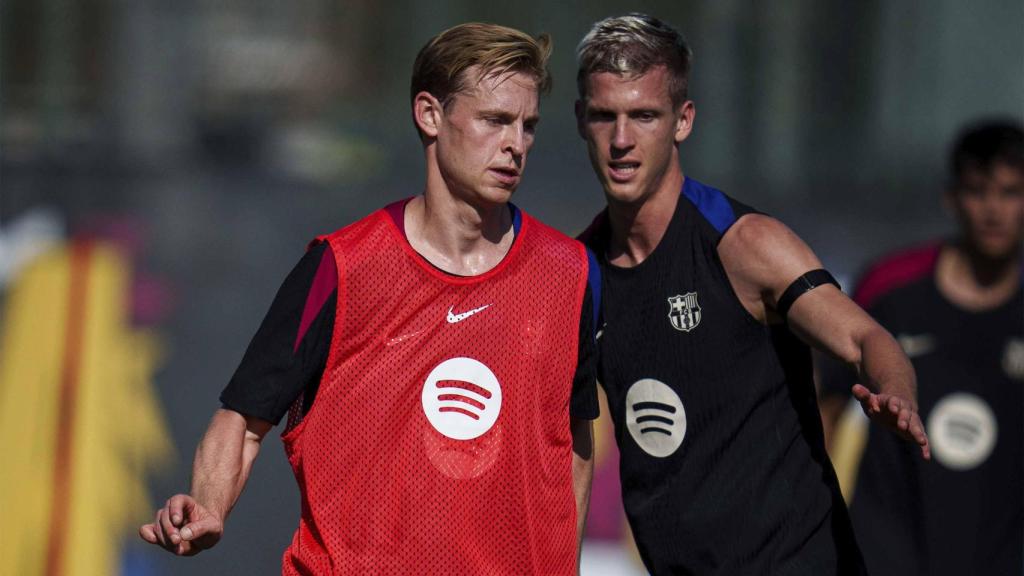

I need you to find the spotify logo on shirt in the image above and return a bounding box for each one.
[625,378,687,457]
[927,392,997,471]
[422,357,502,440]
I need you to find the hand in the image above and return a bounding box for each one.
[852,384,930,460]
[139,494,224,556]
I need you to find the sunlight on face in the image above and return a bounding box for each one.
[435,68,540,207]
[579,66,689,206]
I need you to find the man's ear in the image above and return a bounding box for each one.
[413,91,443,138]
[674,100,696,145]
[574,100,586,139]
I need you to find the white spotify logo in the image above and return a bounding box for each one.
[421,357,502,440]
[625,379,686,458]
[927,393,997,471]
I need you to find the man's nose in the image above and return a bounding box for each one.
[612,118,634,150]
[504,124,526,157]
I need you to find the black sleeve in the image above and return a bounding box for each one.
[219,243,335,424]
[570,279,600,420]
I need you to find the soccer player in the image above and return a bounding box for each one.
[819,120,1023,575]
[574,13,929,575]
[140,23,599,574]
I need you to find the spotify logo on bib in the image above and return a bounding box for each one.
[625,379,686,458]
[927,393,997,471]
[422,357,502,440]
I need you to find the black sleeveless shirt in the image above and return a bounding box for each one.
[582,178,865,575]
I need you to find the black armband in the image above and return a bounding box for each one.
[777,269,840,319]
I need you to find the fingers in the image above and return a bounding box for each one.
[181,516,218,542]
[142,495,210,555]
[139,523,159,544]
[851,384,871,402]
[159,502,182,545]
[883,399,932,461]
[852,385,880,415]
[168,494,192,528]
[906,413,931,460]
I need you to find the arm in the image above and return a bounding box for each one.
[719,214,929,458]
[139,408,273,555]
[570,416,594,565]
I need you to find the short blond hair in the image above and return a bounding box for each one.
[577,14,692,107]
[411,22,552,108]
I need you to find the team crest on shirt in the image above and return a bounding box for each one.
[667,293,701,332]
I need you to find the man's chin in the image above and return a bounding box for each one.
[474,187,515,207]
[602,183,644,206]
[971,238,1022,262]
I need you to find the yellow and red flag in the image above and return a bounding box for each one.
[0,240,174,576]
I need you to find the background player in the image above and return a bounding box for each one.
[819,119,1023,575]
[575,13,928,575]
[139,22,599,573]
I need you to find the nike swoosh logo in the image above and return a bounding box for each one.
[447,304,491,324]
[897,333,936,359]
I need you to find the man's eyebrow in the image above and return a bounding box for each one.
[477,109,516,119]
[476,109,541,124]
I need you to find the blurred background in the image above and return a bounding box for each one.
[1,0,1021,574]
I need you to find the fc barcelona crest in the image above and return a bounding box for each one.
[668,293,701,332]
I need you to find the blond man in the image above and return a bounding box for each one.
[141,23,598,574]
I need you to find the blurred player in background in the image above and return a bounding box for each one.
[140,22,599,574]
[575,13,929,575]
[819,119,1023,576]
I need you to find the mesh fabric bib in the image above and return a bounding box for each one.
[281,206,587,575]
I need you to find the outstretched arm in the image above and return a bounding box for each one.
[139,408,273,555]
[719,214,929,459]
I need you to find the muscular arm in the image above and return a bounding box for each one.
[570,416,594,563]
[719,214,929,458]
[191,409,272,521]
[140,408,273,555]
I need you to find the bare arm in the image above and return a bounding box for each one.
[570,416,594,563]
[719,214,929,458]
[140,408,273,555]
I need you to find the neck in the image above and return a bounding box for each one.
[935,242,1020,311]
[605,168,685,267]
[405,166,514,276]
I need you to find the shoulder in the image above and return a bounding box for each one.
[678,177,760,237]
[317,206,397,254]
[718,213,824,304]
[720,213,807,263]
[852,242,942,308]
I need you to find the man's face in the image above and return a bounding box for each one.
[576,66,692,206]
[950,162,1024,260]
[434,68,540,206]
